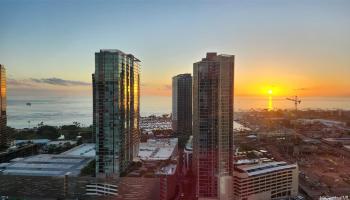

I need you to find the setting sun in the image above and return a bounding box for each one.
[256,85,282,97]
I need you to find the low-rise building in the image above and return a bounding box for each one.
[88,138,179,200]
[130,138,179,200]
[0,143,96,199]
[233,161,299,200]
[0,153,93,177]
[0,143,39,163]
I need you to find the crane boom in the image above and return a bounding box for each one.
[286,96,301,111]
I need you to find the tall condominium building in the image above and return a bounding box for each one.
[233,162,299,200]
[93,49,140,178]
[172,73,192,135]
[0,65,7,148]
[193,53,235,199]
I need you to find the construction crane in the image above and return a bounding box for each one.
[286,96,301,111]
[286,96,302,157]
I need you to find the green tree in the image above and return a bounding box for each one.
[60,124,80,140]
[37,125,59,140]
[80,160,96,176]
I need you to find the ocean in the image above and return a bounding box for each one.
[7,95,350,129]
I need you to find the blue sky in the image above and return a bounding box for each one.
[1,0,349,97]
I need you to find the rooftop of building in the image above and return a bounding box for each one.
[235,161,298,177]
[97,49,140,62]
[47,140,77,146]
[235,158,273,165]
[60,143,95,157]
[0,154,93,177]
[126,138,179,177]
[173,73,192,79]
[0,143,95,177]
[199,52,235,62]
[233,121,251,132]
[14,139,50,145]
[1,143,37,155]
[294,118,346,126]
[138,138,178,161]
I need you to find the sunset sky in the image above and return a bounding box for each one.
[0,0,349,98]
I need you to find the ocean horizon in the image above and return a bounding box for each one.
[7,95,350,129]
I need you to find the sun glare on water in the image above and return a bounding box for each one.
[267,88,273,111]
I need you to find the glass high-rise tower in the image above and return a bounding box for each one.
[172,73,192,135]
[0,65,7,148]
[193,53,234,199]
[93,49,140,178]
